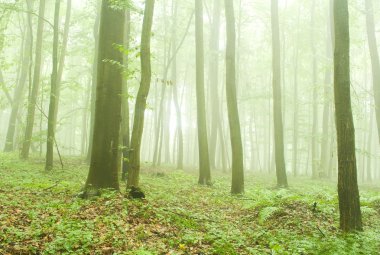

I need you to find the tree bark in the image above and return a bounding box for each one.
[84,0,125,190]
[333,0,362,232]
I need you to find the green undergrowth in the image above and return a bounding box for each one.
[0,153,379,254]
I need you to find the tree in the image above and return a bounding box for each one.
[365,0,380,144]
[21,0,46,159]
[127,0,155,188]
[333,0,362,232]
[84,0,125,191]
[45,0,60,171]
[121,8,131,181]
[224,0,244,194]
[208,0,221,170]
[310,0,318,179]
[271,0,288,187]
[195,0,211,185]
[3,0,33,152]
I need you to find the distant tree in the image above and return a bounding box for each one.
[271,0,288,187]
[21,0,46,159]
[310,0,318,179]
[208,0,221,170]
[195,0,211,185]
[333,0,362,232]
[84,0,125,191]
[127,0,155,188]
[224,0,244,194]
[45,0,61,170]
[365,0,380,144]
[3,0,33,152]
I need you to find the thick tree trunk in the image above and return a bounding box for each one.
[21,0,46,159]
[127,0,155,188]
[271,0,288,187]
[195,0,211,185]
[333,0,362,232]
[224,0,244,194]
[85,0,125,190]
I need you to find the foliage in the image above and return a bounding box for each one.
[0,153,379,254]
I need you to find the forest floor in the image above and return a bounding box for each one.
[0,153,380,255]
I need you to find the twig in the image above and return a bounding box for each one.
[42,181,60,191]
[317,226,326,237]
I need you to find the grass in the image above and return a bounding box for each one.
[0,153,379,254]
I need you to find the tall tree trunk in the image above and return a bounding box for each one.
[320,0,334,177]
[224,0,244,194]
[292,6,300,177]
[195,0,211,185]
[121,9,131,181]
[21,0,46,159]
[127,0,155,188]
[84,0,125,191]
[86,1,101,162]
[171,2,183,169]
[271,0,288,187]
[365,0,380,144]
[45,0,61,171]
[333,0,362,232]
[53,0,72,132]
[3,0,33,152]
[311,0,319,179]
[208,0,221,170]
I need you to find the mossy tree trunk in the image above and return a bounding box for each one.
[84,0,125,190]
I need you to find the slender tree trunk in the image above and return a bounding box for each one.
[171,2,183,169]
[86,2,101,162]
[3,0,33,152]
[85,0,125,191]
[333,0,362,232]
[365,0,380,144]
[208,0,221,170]
[195,0,211,185]
[45,0,61,171]
[292,6,300,177]
[127,0,155,188]
[53,0,72,131]
[320,0,334,177]
[271,0,288,187]
[225,0,244,194]
[121,9,131,181]
[21,0,46,159]
[311,0,319,179]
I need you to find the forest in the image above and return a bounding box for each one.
[0,0,380,254]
